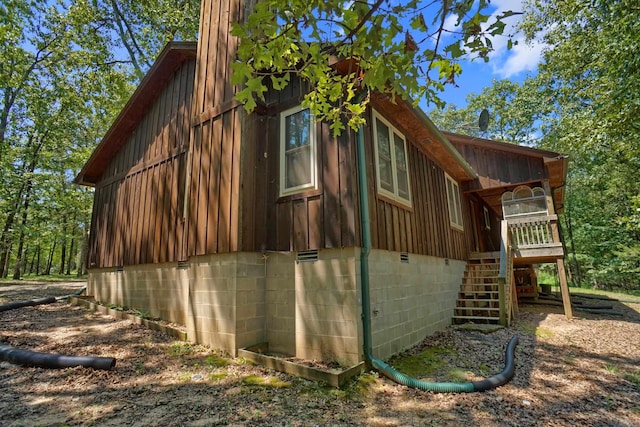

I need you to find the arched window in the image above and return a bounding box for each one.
[501,186,548,219]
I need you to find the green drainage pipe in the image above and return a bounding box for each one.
[355,112,518,393]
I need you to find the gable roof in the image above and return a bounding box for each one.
[443,131,569,213]
[76,41,197,186]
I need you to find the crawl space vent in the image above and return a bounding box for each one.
[297,250,319,263]
[400,252,409,263]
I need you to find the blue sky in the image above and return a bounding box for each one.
[433,0,545,109]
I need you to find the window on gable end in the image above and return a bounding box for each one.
[445,173,464,230]
[280,105,317,196]
[373,111,412,207]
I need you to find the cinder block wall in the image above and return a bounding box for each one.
[293,248,362,366]
[368,249,466,360]
[187,252,266,354]
[87,263,188,325]
[87,248,464,364]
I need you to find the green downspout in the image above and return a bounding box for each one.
[355,101,517,393]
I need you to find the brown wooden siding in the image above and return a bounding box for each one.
[451,140,546,190]
[364,109,473,261]
[185,108,243,256]
[239,77,359,252]
[183,0,245,256]
[88,60,194,268]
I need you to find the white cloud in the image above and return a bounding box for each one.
[484,0,546,78]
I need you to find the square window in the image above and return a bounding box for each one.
[280,106,317,196]
[373,111,412,206]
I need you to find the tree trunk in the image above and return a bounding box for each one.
[36,244,41,274]
[12,181,32,280]
[59,223,67,275]
[78,219,90,277]
[66,235,75,275]
[1,242,11,278]
[44,240,56,275]
[28,244,38,274]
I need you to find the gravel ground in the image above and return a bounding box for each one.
[1,281,639,426]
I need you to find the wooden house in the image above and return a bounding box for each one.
[76,0,570,365]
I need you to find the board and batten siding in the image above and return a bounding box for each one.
[183,0,245,257]
[242,77,360,253]
[361,109,473,261]
[88,59,195,268]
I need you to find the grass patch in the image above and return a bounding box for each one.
[388,346,454,379]
[624,371,640,390]
[167,342,195,357]
[209,370,228,381]
[242,374,291,388]
[205,353,231,368]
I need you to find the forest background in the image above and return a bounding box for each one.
[0,0,638,293]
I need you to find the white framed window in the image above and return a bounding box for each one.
[280,105,317,196]
[445,173,463,230]
[373,111,411,206]
[483,206,491,230]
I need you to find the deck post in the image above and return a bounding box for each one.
[556,258,573,319]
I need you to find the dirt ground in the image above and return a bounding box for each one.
[1,282,639,427]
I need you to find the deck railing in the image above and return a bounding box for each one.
[507,215,559,249]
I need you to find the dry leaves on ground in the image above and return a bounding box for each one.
[1,282,639,426]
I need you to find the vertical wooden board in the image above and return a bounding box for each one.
[229,108,241,251]
[308,195,324,249]
[217,111,233,253]
[415,154,427,255]
[292,198,308,251]
[194,0,212,114]
[155,162,168,263]
[147,94,162,162]
[119,178,130,265]
[321,122,340,248]
[176,153,187,260]
[167,158,179,261]
[205,0,222,110]
[126,173,139,265]
[104,184,114,266]
[362,118,380,249]
[240,113,258,251]
[276,201,291,251]
[160,160,172,263]
[185,127,200,256]
[338,129,357,247]
[404,210,413,253]
[392,205,402,252]
[89,187,102,267]
[145,165,157,263]
[196,122,211,255]
[376,201,386,250]
[265,116,280,250]
[224,0,242,102]
[206,117,221,254]
[214,0,230,105]
[179,61,195,150]
[428,162,442,258]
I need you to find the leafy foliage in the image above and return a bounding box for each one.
[432,0,640,291]
[0,0,198,279]
[231,0,519,134]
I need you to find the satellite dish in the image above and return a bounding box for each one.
[478,109,489,132]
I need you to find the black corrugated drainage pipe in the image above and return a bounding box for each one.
[0,287,86,312]
[354,106,518,392]
[0,344,117,370]
[0,287,116,370]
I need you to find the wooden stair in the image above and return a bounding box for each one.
[453,253,501,324]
